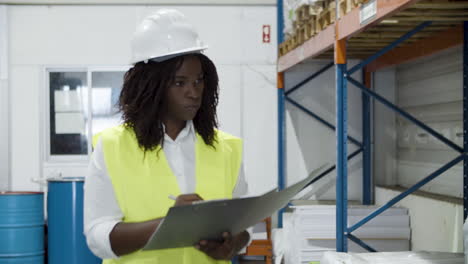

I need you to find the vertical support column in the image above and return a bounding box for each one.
[463,21,467,221]
[277,72,286,228]
[277,0,286,227]
[335,39,348,252]
[277,0,284,44]
[362,68,372,205]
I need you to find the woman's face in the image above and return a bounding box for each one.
[163,55,205,123]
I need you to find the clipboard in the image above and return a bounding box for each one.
[143,164,328,251]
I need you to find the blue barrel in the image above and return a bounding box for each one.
[0,192,45,264]
[47,178,101,264]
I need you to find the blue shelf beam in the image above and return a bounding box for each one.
[347,233,377,253]
[348,154,465,233]
[464,21,468,221]
[348,21,432,75]
[347,77,464,153]
[277,0,285,228]
[285,62,335,96]
[285,97,362,147]
[277,81,286,228]
[277,0,284,44]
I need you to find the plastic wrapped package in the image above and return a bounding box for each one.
[464,219,467,264]
[271,228,284,264]
[283,212,301,264]
[282,0,297,37]
[320,251,464,264]
[283,205,410,263]
[282,0,325,39]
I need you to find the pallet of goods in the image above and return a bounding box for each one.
[279,0,369,56]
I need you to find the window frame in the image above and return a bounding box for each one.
[43,66,130,165]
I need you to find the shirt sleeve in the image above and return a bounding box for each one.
[232,162,253,254]
[83,139,122,259]
[232,161,249,198]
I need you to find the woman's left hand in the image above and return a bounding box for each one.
[195,231,249,260]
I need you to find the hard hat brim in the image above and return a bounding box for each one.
[131,46,208,64]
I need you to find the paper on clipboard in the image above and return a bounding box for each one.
[143,164,328,251]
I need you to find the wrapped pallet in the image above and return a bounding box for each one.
[283,205,411,263]
[320,251,464,264]
[282,0,324,40]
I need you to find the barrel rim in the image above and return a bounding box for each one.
[47,177,84,182]
[0,251,45,257]
[0,192,44,195]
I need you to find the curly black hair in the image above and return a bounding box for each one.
[119,53,219,152]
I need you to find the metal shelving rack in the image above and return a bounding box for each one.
[276,0,468,252]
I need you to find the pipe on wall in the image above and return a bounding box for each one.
[0,5,9,191]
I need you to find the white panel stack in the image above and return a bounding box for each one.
[320,251,464,264]
[284,205,411,264]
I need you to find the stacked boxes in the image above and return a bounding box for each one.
[279,0,369,56]
[283,205,411,264]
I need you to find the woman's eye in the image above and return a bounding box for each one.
[175,81,184,86]
[195,78,204,85]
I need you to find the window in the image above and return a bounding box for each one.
[91,71,125,136]
[46,68,127,161]
[49,71,88,155]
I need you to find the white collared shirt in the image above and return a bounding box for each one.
[84,121,249,259]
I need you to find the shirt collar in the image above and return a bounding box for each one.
[163,120,196,143]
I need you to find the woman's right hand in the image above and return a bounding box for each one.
[174,193,204,206]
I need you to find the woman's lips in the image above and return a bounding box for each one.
[185,105,200,112]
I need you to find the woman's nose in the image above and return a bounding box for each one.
[187,83,201,98]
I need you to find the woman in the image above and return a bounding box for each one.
[84,9,250,264]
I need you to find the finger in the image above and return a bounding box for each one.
[196,235,235,260]
[175,194,204,206]
[179,193,204,202]
[222,232,233,245]
[221,232,237,259]
[194,240,208,250]
[196,239,222,254]
[174,198,193,206]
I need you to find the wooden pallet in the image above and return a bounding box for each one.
[339,0,360,17]
[279,0,371,56]
[316,1,335,32]
[315,0,369,32]
[279,34,299,57]
[296,20,315,44]
[295,4,311,22]
[279,42,287,57]
[295,3,322,22]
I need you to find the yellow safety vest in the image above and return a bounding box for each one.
[98,125,242,264]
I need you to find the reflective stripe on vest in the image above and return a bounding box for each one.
[98,125,242,264]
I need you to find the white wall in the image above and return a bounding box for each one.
[0,0,275,4]
[376,187,463,252]
[7,5,278,195]
[396,46,463,198]
[373,67,397,186]
[0,5,8,191]
[283,60,363,201]
[372,47,464,252]
[374,47,463,197]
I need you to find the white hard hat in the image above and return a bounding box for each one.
[130,9,208,64]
